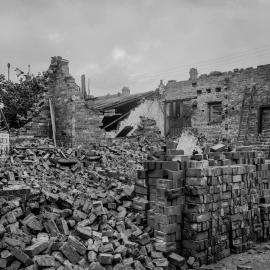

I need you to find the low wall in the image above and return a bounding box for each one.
[134,148,270,266]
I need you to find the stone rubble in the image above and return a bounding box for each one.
[0,137,182,270]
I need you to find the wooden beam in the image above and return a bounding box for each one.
[49,99,57,147]
[103,111,131,130]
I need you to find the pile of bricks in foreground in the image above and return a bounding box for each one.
[0,140,186,270]
[134,147,270,269]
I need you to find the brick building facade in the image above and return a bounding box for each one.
[17,57,270,148]
[164,64,270,144]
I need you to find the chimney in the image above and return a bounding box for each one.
[189,68,198,81]
[121,86,130,96]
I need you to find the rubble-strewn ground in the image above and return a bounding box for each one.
[0,137,175,270]
[203,242,270,270]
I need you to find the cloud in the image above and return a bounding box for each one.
[47,32,62,44]
[0,0,270,94]
[112,48,127,62]
[111,47,142,70]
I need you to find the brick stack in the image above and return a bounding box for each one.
[207,151,262,255]
[229,164,258,254]
[133,145,186,255]
[182,153,263,265]
[134,149,270,267]
[183,161,229,265]
[153,161,185,254]
[257,162,270,242]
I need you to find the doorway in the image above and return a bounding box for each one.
[259,106,270,134]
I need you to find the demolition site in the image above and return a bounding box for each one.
[1,56,270,270]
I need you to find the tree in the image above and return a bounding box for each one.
[0,71,48,129]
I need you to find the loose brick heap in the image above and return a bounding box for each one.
[0,137,184,270]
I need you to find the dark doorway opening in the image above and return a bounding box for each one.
[258,105,270,134]
[102,101,140,131]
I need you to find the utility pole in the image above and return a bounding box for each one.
[88,78,90,97]
[81,74,86,99]
[28,64,30,75]
[7,63,10,81]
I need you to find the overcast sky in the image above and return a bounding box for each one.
[1,0,270,96]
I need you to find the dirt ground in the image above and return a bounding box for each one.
[203,242,270,270]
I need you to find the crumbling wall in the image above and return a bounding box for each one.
[17,57,105,148]
[118,98,164,135]
[17,99,51,138]
[48,57,105,147]
[165,65,270,143]
[74,99,104,146]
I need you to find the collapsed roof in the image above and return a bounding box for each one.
[92,91,155,111]
[91,91,157,132]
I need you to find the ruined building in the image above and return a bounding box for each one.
[164,65,270,147]
[18,57,104,147]
[17,57,270,154]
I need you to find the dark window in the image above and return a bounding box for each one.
[215,87,221,92]
[197,89,202,95]
[208,102,222,124]
[206,88,211,93]
[192,82,197,87]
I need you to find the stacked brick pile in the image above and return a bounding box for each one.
[183,160,230,265]
[133,145,187,269]
[134,148,270,268]
[183,150,270,266]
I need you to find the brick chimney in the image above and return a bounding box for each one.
[122,86,130,96]
[189,68,198,81]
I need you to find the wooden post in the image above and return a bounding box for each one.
[88,78,90,97]
[49,99,57,147]
[7,63,10,81]
[81,74,86,99]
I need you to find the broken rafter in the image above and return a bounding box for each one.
[103,111,131,130]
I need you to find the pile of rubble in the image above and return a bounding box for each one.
[131,117,162,143]
[0,137,180,270]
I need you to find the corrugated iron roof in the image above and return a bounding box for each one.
[93,91,155,111]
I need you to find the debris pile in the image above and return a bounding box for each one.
[0,137,178,270]
[132,117,162,142]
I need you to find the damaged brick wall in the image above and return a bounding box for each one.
[18,57,104,148]
[165,65,270,143]
[17,99,51,138]
[73,99,104,146]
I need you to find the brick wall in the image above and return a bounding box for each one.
[18,99,51,138]
[165,65,270,143]
[18,56,105,148]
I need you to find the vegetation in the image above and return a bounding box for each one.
[0,72,48,129]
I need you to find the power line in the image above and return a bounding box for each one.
[129,45,270,82]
